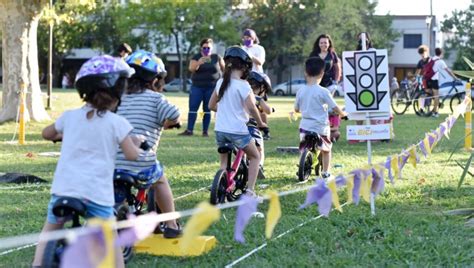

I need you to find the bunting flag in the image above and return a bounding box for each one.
[423,136,432,155]
[335,174,347,188]
[409,146,418,168]
[384,156,394,184]
[265,191,281,239]
[418,140,428,158]
[351,170,362,205]
[328,180,342,212]
[346,174,354,204]
[360,171,372,203]
[116,212,158,247]
[181,202,220,251]
[428,132,439,150]
[390,155,399,180]
[234,195,259,244]
[61,219,116,268]
[299,179,333,216]
[371,167,385,195]
[439,122,449,139]
[447,115,457,129]
[60,225,104,268]
[97,220,115,268]
[398,152,410,179]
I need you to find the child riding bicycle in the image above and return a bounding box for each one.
[247,71,273,178]
[208,46,266,198]
[114,50,182,238]
[32,55,141,267]
[294,57,347,180]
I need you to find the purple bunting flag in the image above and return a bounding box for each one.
[418,140,428,158]
[371,167,385,195]
[234,195,259,243]
[335,174,347,187]
[116,212,158,247]
[385,156,394,184]
[351,170,362,205]
[299,179,332,216]
[61,227,105,268]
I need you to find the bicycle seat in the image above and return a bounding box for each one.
[304,132,321,143]
[114,172,136,186]
[52,197,86,218]
[218,143,234,154]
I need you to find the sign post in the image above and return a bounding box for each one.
[343,33,391,215]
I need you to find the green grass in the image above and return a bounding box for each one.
[0,89,473,267]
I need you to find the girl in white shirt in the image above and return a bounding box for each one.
[209,46,266,197]
[33,56,141,268]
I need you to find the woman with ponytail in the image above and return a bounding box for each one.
[208,46,267,197]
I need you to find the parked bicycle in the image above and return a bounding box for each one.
[391,76,433,116]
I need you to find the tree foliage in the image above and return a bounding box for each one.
[441,4,474,70]
[241,0,399,83]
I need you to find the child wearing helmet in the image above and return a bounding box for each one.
[33,55,140,267]
[114,50,182,238]
[208,46,267,197]
[247,71,273,179]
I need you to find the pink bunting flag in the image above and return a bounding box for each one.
[299,179,332,216]
[61,227,105,268]
[116,212,158,247]
[234,195,259,244]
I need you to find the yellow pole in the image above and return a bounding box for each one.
[18,83,26,145]
[465,81,472,150]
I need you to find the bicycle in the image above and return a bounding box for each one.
[413,80,471,116]
[391,76,433,116]
[297,131,323,181]
[114,123,182,262]
[210,143,249,205]
[41,196,87,268]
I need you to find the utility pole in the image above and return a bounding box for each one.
[46,0,53,110]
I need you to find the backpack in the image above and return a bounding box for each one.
[422,58,439,80]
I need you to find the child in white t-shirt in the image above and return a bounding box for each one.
[33,56,141,268]
[294,57,347,180]
[209,46,266,197]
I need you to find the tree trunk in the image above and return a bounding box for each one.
[0,1,50,123]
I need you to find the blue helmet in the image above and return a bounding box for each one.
[126,50,167,82]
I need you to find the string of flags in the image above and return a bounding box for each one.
[0,97,470,264]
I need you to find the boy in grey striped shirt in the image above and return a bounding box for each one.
[115,50,182,238]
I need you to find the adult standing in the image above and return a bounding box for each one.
[430,47,458,117]
[241,28,266,73]
[309,34,341,88]
[179,38,224,137]
[309,34,342,141]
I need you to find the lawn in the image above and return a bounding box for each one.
[0,89,472,267]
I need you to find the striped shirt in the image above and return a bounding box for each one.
[115,89,180,172]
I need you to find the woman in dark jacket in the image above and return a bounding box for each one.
[179,38,224,137]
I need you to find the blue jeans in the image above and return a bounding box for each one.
[215,131,253,149]
[187,85,214,132]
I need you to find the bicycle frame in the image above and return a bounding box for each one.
[225,148,245,193]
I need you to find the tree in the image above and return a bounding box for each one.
[242,0,325,83]
[0,0,50,123]
[442,4,474,70]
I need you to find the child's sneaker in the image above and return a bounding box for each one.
[163,222,182,239]
[322,172,332,181]
[432,112,439,118]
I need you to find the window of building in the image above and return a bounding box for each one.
[403,34,422,49]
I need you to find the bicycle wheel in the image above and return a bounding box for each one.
[449,93,464,113]
[114,203,134,263]
[228,159,248,202]
[297,149,313,181]
[210,169,228,205]
[42,239,66,268]
[390,89,409,115]
[413,91,433,117]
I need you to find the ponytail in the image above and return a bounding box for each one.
[218,64,232,101]
[217,57,249,101]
